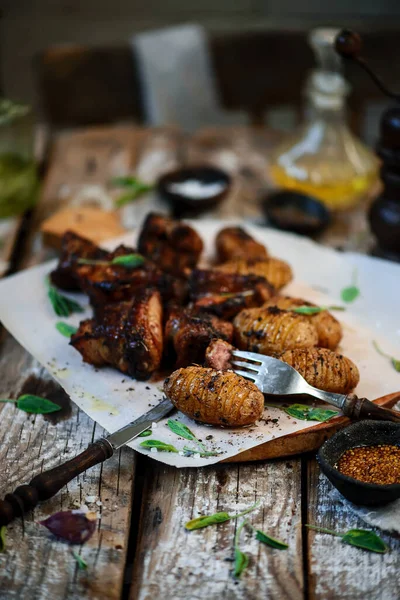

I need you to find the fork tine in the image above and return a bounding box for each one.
[232,369,257,381]
[230,359,259,373]
[232,349,265,364]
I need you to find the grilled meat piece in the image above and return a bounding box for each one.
[205,339,234,371]
[164,366,264,426]
[280,347,359,394]
[165,308,233,368]
[138,212,203,275]
[216,226,268,263]
[215,258,293,290]
[70,289,163,380]
[263,296,342,350]
[234,306,318,355]
[189,269,274,302]
[50,231,110,290]
[76,260,185,311]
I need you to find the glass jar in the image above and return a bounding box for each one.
[0,99,39,218]
[269,28,378,210]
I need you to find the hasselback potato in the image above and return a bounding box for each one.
[234,307,318,355]
[164,366,264,426]
[215,258,293,290]
[280,347,359,394]
[263,296,342,350]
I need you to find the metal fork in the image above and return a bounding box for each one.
[231,349,400,423]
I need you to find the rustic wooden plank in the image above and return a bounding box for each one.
[0,332,136,600]
[306,457,400,600]
[130,459,303,600]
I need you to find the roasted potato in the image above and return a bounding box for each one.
[263,296,342,350]
[216,226,268,263]
[164,366,264,426]
[215,258,293,290]
[234,306,318,355]
[280,347,359,394]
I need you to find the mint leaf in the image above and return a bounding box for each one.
[139,439,178,453]
[56,322,78,338]
[72,550,88,570]
[373,340,400,374]
[185,512,231,530]
[16,394,61,414]
[138,429,152,437]
[167,419,196,441]
[110,254,144,268]
[255,530,288,550]
[46,277,83,317]
[234,548,249,578]
[342,529,388,553]
[284,404,338,422]
[0,526,6,552]
[290,305,345,315]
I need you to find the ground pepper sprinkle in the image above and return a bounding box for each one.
[336,444,400,485]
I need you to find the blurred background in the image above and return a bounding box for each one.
[2,0,400,142]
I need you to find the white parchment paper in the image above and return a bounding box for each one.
[0,220,399,468]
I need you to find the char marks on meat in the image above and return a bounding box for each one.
[138,212,203,275]
[165,308,233,368]
[50,231,110,290]
[71,289,163,380]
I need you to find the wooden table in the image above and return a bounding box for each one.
[0,126,398,600]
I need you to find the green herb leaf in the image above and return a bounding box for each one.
[139,439,178,453]
[72,550,88,570]
[391,358,400,372]
[0,526,6,552]
[182,446,219,457]
[306,525,388,553]
[56,321,78,338]
[341,269,360,303]
[234,548,249,578]
[284,404,338,422]
[341,286,360,303]
[138,429,152,437]
[341,529,388,553]
[16,394,61,414]
[167,419,196,441]
[185,512,231,530]
[290,305,345,315]
[111,176,154,207]
[110,254,145,268]
[47,277,84,317]
[185,502,259,530]
[77,254,145,269]
[255,530,288,550]
[373,340,400,373]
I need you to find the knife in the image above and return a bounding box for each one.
[0,397,174,526]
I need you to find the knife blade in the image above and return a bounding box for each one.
[104,396,175,451]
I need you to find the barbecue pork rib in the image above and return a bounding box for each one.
[70,289,163,380]
[138,212,203,275]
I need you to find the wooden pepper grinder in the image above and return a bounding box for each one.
[335,30,400,261]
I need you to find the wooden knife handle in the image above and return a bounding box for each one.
[0,439,113,527]
[344,394,400,423]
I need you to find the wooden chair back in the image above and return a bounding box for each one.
[34,45,144,127]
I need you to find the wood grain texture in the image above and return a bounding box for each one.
[130,459,303,600]
[306,457,400,600]
[0,334,136,600]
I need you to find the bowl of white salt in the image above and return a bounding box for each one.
[157,166,231,216]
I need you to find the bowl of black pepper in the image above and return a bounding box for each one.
[317,420,400,506]
[263,190,331,236]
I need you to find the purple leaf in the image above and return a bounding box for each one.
[39,510,96,544]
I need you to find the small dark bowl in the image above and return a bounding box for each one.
[317,420,400,506]
[263,190,331,236]
[157,166,231,217]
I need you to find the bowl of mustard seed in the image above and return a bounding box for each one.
[317,420,400,506]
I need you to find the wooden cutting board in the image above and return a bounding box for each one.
[224,392,400,463]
